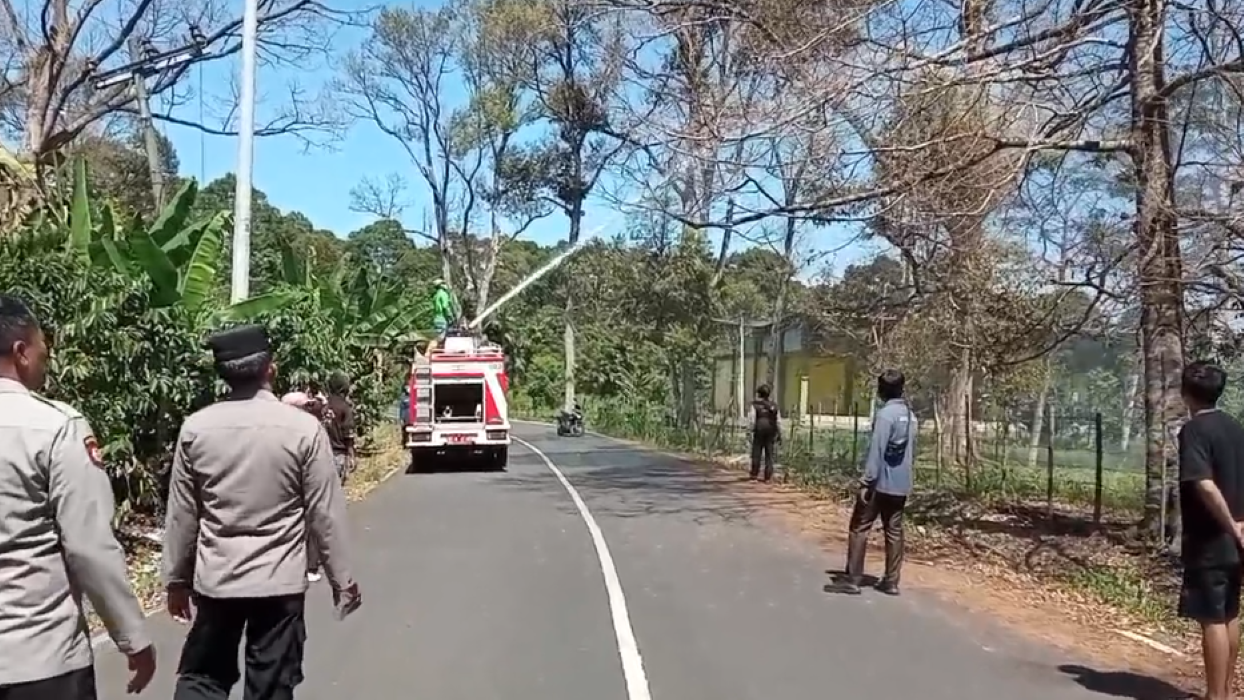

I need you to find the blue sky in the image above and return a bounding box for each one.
[156,2,876,276]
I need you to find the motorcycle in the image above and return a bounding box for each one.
[556,408,585,437]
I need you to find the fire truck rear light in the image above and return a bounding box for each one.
[486,431,507,441]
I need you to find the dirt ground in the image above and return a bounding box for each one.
[630,443,1208,697]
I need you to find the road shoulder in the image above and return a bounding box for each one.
[573,428,1198,696]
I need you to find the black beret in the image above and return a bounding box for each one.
[206,324,271,362]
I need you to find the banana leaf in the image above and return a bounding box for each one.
[127,226,181,308]
[179,212,227,315]
[216,290,301,322]
[68,159,92,259]
[148,180,199,249]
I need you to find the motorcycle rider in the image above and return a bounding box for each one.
[558,400,584,435]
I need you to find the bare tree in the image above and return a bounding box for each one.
[453,0,553,310]
[338,5,464,286]
[515,0,628,410]
[0,0,351,163]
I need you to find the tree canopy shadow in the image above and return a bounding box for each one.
[905,492,1136,543]
[1057,664,1192,699]
[493,442,804,524]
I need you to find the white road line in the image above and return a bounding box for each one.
[512,436,653,700]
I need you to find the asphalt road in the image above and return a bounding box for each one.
[94,423,1155,699]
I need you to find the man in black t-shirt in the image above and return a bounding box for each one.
[1178,361,1244,700]
[325,372,356,484]
[749,385,781,482]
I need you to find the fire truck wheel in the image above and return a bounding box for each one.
[408,449,430,474]
[488,447,508,471]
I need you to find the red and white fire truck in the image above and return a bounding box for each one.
[404,333,511,471]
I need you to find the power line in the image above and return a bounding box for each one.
[89,28,209,209]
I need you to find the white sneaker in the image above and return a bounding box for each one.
[307,571,322,583]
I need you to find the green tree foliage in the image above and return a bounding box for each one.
[0,160,434,518]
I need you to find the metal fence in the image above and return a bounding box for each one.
[576,400,1146,525]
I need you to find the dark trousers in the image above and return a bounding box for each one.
[174,593,307,700]
[750,431,776,481]
[845,492,907,586]
[0,667,96,700]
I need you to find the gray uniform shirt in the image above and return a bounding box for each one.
[0,378,150,685]
[861,398,918,496]
[161,390,353,598]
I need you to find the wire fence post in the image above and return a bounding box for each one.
[809,401,817,452]
[963,394,974,494]
[851,403,861,467]
[1093,411,1104,524]
[1045,402,1056,520]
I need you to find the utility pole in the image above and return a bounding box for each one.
[128,39,166,208]
[737,317,746,419]
[91,29,207,210]
[231,0,261,303]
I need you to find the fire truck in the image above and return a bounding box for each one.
[402,235,591,470]
[404,332,511,471]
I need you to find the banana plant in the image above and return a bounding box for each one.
[221,237,431,344]
[65,158,289,320]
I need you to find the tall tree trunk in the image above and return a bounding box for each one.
[433,205,455,289]
[711,198,736,287]
[1028,360,1052,468]
[1120,363,1141,451]
[945,347,974,467]
[473,211,504,316]
[563,205,583,411]
[680,361,696,426]
[1129,0,1185,539]
[764,219,798,405]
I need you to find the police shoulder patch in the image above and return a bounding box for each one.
[84,435,105,469]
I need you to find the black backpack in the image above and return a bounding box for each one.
[753,399,778,432]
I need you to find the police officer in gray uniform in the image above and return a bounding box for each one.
[0,295,156,698]
[162,324,359,700]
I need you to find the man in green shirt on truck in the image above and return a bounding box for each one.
[429,278,456,354]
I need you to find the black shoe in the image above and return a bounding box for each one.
[876,580,900,596]
[825,579,863,595]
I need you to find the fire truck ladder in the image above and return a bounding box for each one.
[411,365,434,426]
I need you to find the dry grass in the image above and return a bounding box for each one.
[343,427,409,502]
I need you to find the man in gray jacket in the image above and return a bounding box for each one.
[838,369,916,596]
[162,324,360,700]
[0,295,155,698]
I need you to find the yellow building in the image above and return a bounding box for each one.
[711,322,864,418]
